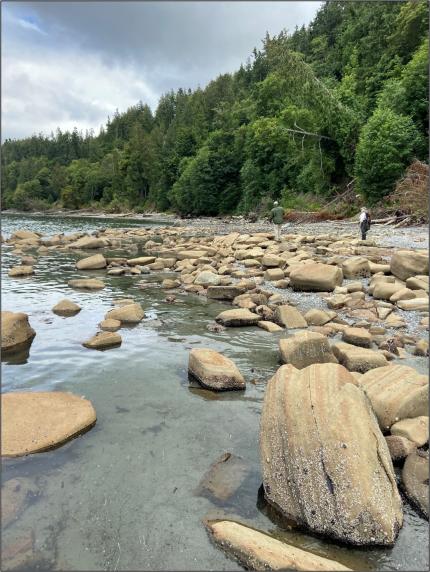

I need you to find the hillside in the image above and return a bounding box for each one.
[1,1,428,216]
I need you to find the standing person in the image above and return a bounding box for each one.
[269,200,285,242]
[359,207,371,240]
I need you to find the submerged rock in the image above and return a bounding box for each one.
[1,392,96,457]
[207,285,246,300]
[1,311,36,354]
[188,348,245,391]
[196,453,250,501]
[279,332,338,369]
[215,309,261,327]
[8,265,34,277]
[52,299,81,316]
[68,278,105,290]
[204,519,351,571]
[83,331,122,350]
[260,363,403,545]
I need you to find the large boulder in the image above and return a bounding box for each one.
[402,450,429,518]
[68,278,105,290]
[275,305,307,329]
[204,520,351,571]
[304,309,333,326]
[342,327,372,348]
[215,309,261,327]
[373,282,404,301]
[332,342,388,373]
[391,416,429,447]
[83,331,122,350]
[194,271,221,287]
[360,365,429,430]
[1,392,96,457]
[188,348,245,391]
[105,303,145,324]
[290,263,343,292]
[207,285,246,300]
[76,254,106,270]
[52,299,81,316]
[279,332,338,369]
[1,311,36,354]
[260,363,403,545]
[390,250,429,281]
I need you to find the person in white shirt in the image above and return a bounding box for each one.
[359,207,371,240]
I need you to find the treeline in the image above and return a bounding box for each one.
[1,1,428,215]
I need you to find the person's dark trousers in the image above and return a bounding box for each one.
[360,222,367,240]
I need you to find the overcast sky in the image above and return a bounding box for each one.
[2,1,320,140]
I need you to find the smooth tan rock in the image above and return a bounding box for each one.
[194,271,221,286]
[391,416,429,447]
[402,450,429,517]
[260,363,402,545]
[257,321,283,333]
[70,236,107,249]
[215,309,261,327]
[1,311,36,353]
[126,256,156,266]
[83,331,122,349]
[68,278,105,290]
[397,298,429,311]
[373,282,404,300]
[342,327,372,348]
[161,278,180,289]
[204,520,351,571]
[332,342,388,373]
[264,268,285,281]
[188,348,245,391]
[275,305,307,329]
[99,318,121,332]
[304,309,333,326]
[290,263,343,292]
[406,276,429,292]
[360,365,429,430]
[279,332,337,369]
[76,253,106,270]
[105,303,145,323]
[385,435,416,462]
[390,288,417,302]
[8,265,34,277]
[1,392,96,457]
[177,250,206,260]
[52,299,81,316]
[390,250,429,281]
[11,230,41,241]
[414,339,429,356]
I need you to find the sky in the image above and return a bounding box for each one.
[2,1,321,140]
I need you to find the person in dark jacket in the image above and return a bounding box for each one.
[359,207,371,240]
[269,201,285,241]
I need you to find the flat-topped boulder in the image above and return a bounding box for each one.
[105,302,145,323]
[332,342,388,373]
[342,327,372,348]
[1,392,96,457]
[126,256,156,266]
[215,309,261,327]
[83,331,122,350]
[194,271,221,286]
[68,278,105,290]
[304,309,333,326]
[390,250,429,281]
[260,363,403,545]
[204,520,351,571]
[76,254,106,270]
[8,265,34,277]
[341,256,370,278]
[1,311,36,354]
[207,285,247,300]
[360,365,428,430]
[373,282,404,300]
[188,348,245,391]
[177,250,206,260]
[289,263,343,292]
[258,321,283,333]
[279,332,338,369]
[275,305,307,329]
[397,298,429,311]
[52,299,81,316]
[402,450,429,518]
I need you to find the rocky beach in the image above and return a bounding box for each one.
[1,212,429,571]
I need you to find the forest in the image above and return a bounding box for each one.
[1,1,428,216]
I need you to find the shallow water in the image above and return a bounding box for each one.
[2,213,428,571]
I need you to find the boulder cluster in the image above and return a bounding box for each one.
[2,223,429,567]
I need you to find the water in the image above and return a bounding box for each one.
[2,213,428,571]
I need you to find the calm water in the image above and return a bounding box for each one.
[1,213,428,571]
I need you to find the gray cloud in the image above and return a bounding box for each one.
[2,1,320,139]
